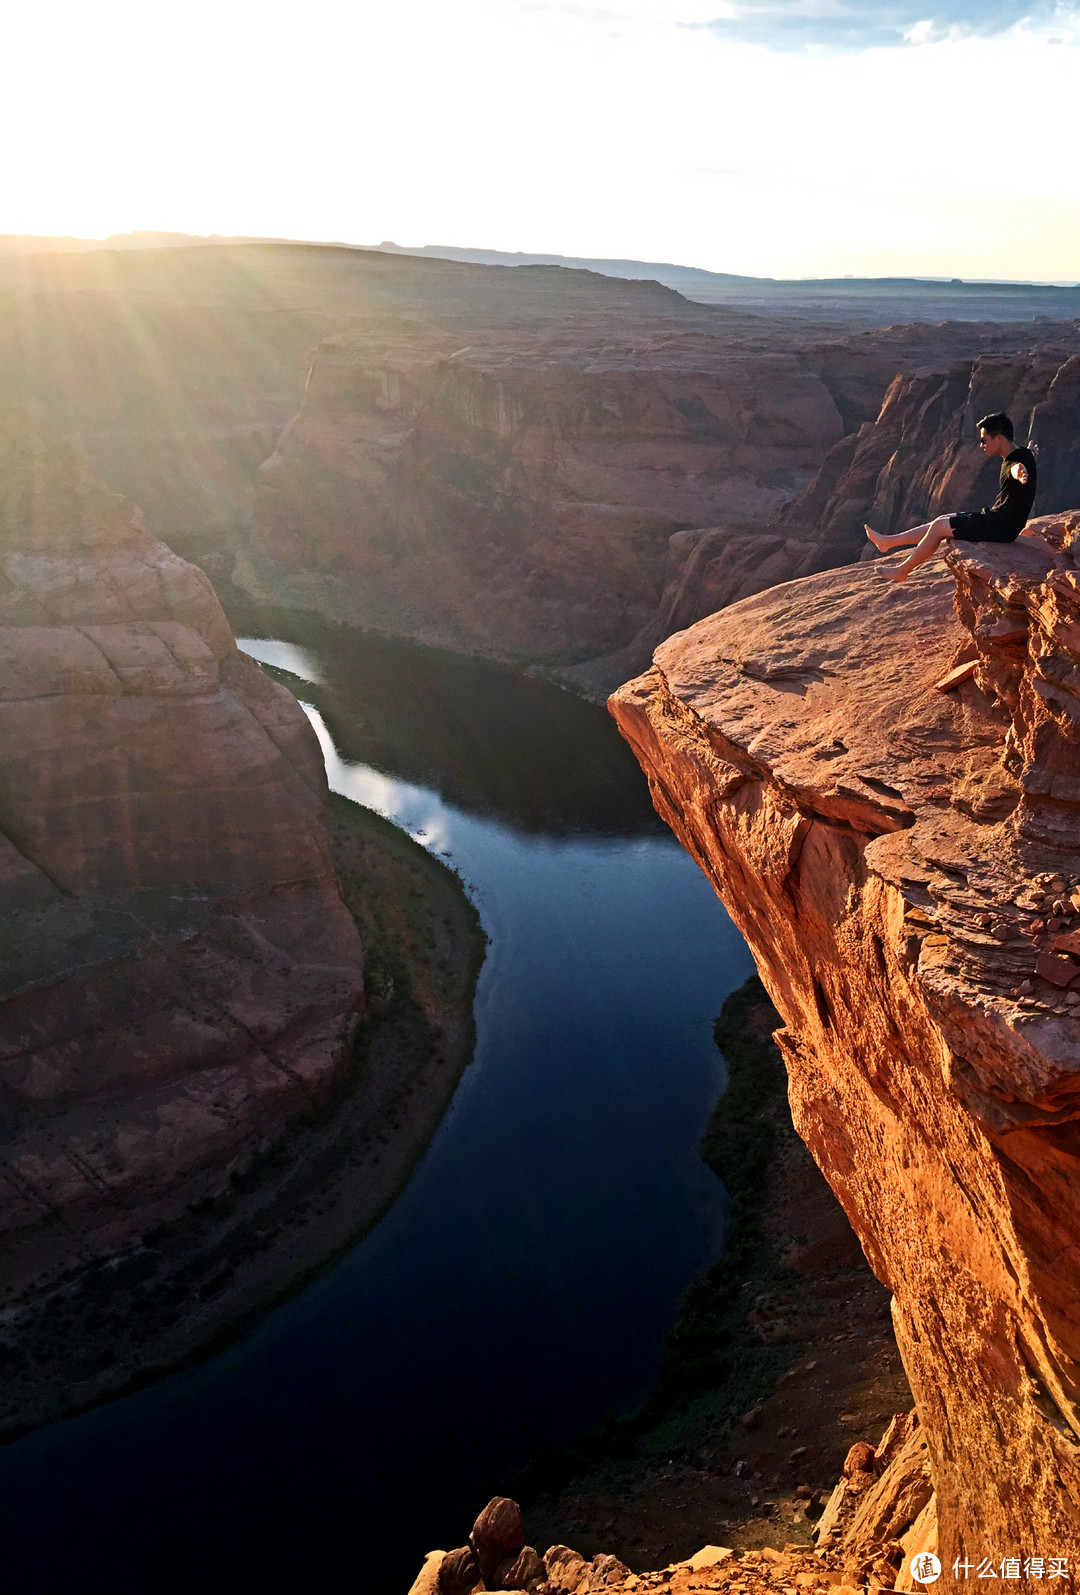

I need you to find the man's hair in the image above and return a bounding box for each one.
[977,411,1014,440]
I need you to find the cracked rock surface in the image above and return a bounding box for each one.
[610,528,1080,1580]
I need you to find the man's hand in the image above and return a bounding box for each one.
[1011,461,1029,485]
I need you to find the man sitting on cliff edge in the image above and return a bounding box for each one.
[864,411,1037,580]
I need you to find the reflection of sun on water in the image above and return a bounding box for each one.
[237,638,323,684]
[301,703,454,857]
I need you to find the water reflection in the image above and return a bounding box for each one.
[232,608,662,837]
[0,623,753,1595]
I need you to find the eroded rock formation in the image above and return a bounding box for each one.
[610,521,1080,1576]
[786,347,1080,568]
[239,315,1080,695]
[243,323,846,668]
[0,241,703,584]
[0,415,364,1285]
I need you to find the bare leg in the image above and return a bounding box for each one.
[865,520,935,552]
[879,516,954,581]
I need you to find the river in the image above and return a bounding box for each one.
[0,619,753,1594]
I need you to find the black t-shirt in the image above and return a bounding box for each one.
[989,445,1037,533]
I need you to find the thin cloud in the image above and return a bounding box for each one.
[692,0,1075,50]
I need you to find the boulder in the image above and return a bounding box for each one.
[492,1545,547,1591]
[437,1545,482,1595]
[470,1497,526,1585]
[543,1545,590,1593]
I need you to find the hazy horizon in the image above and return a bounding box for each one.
[4,0,1080,282]
[3,228,1078,289]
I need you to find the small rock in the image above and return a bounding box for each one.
[740,1405,763,1429]
[438,1546,482,1595]
[1036,951,1080,988]
[494,1546,547,1591]
[843,1441,877,1477]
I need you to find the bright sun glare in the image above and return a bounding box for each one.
[3,0,1079,279]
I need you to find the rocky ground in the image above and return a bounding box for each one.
[410,1436,939,1595]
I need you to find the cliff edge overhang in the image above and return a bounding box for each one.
[610,515,1080,1573]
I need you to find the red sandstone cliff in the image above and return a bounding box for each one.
[243,322,845,670]
[0,241,710,573]
[610,521,1080,1578]
[0,415,365,1285]
[786,347,1080,568]
[241,318,1080,696]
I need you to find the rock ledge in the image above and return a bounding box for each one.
[610,523,1080,1571]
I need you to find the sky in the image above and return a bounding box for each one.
[3,0,1079,280]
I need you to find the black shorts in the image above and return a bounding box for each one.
[949,511,1023,544]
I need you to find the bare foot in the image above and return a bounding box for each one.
[877,563,911,582]
[865,524,890,552]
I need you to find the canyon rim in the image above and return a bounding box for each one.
[611,518,1080,1582]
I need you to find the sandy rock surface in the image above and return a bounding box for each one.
[610,534,1080,1581]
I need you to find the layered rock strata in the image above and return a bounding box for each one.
[787,348,1080,567]
[243,323,847,668]
[0,415,364,1284]
[241,321,1080,695]
[610,527,1080,1576]
[0,240,701,569]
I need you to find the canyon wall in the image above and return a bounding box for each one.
[0,414,364,1286]
[6,241,1077,699]
[786,347,1080,568]
[242,324,846,669]
[610,521,1080,1577]
[0,241,703,574]
[241,318,1080,696]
